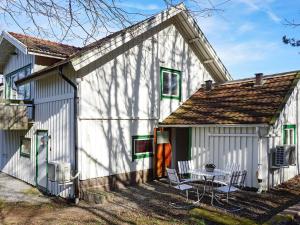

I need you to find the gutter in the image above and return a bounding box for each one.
[58,65,79,204]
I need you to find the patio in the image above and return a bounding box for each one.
[81,175,300,224]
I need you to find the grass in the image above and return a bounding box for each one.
[22,187,41,196]
[189,207,257,225]
[263,214,294,225]
[190,207,299,225]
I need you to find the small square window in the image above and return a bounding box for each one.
[20,137,31,158]
[283,125,296,145]
[132,135,154,160]
[160,67,181,100]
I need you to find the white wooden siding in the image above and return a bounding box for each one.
[191,126,259,187]
[79,119,155,180]
[78,22,213,180]
[0,65,75,198]
[267,79,300,186]
[79,22,212,121]
[0,130,35,185]
[3,48,34,75]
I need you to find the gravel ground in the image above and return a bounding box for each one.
[0,172,300,224]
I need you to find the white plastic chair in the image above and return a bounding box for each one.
[166,168,199,202]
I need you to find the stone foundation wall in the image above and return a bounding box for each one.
[80,169,154,192]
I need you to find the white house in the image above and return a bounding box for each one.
[161,71,300,190]
[0,4,232,200]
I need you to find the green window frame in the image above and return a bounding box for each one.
[283,124,296,145]
[132,135,154,161]
[5,64,31,100]
[20,137,31,158]
[160,67,181,100]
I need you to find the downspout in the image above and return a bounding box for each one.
[58,65,79,204]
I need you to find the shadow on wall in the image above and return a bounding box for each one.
[77,17,199,188]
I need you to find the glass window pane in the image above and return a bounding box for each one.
[21,138,31,157]
[11,74,18,99]
[18,70,26,79]
[290,129,294,145]
[17,85,25,100]
[171,73,178,95]
[134,139,153,154]
[25,67,31,76]
[162,72,170,95]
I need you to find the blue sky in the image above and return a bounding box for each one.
[121,0,300,79]
[115,0,300,79]
[1,0,299,79]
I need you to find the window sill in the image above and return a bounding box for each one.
[20,153,30,158]
[161,95,181,100]
[133,152,153,160]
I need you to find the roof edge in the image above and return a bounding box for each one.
[1,31,28,54]
[269,71,300,125]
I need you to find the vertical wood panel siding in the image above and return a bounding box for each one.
[78,23,214,180]
[2,49,35,100]
[0,66,75,198]
[268,80,300,187]
[191,126,259,187]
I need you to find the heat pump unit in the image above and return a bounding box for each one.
[48,161,71,183]
[270,145,296,168]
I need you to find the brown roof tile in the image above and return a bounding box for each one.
[162,72,300,125]
[9,32,81,58]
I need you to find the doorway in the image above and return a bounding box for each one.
[174,128,190,170]
[36,130,49,191]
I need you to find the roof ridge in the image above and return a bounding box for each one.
[218,70,300,86]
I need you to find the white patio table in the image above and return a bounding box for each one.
[189,168,230,206]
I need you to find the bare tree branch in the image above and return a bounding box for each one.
[0,0,230,45]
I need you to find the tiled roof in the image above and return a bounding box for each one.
[8,32,80,58]
[161,71,300,125]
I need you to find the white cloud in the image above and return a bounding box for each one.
[236,0,281,23]
[266,10,281,23]
[215,40,278,66]
[117,2,160,11]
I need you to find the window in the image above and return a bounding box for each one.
[5,64,31,100]
[20,137,31,158]
[160,67,181,100]
[132,135,154,160]
[283,124,296,145]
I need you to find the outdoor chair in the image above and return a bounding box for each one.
[224,162,240,173]
[214,171,241,204]
[166,168,199,203]
[177,160,202,183]
[214,162,241,186]
[238,170,247,189]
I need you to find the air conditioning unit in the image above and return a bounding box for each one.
[270,145,296,168]
[48,161,71,183]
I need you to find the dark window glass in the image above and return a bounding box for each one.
[20,137,31,157]
[134,139,154,154]
[171,73,178,95]
[162,72,170,94]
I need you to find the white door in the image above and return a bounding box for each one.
[36,130,48,189]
